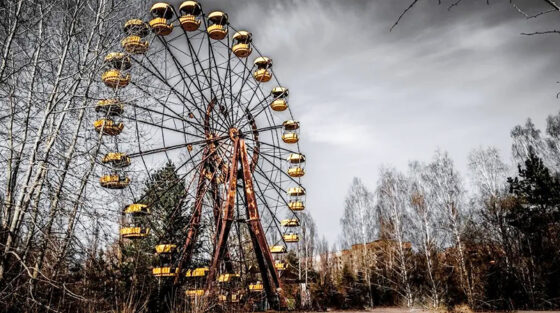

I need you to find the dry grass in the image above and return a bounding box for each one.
[452,304,473,313]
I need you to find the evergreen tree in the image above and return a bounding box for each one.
[507,150,560,233]
[142,162,191,245]
[507,150,560,307]
[118,162,200,312]
[310,270,341,310]
[339,263,365,309]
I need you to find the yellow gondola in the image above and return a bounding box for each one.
[287,187,305,197]
[249,282,264,292]
[104,52,131,70]
[283,233,299,243]
[232,31,252,58]
[100,174,130,189]
[281,219,300,227]
[124,203,150,214]
[286,154,306,185]
[185,289,205,297]
[155,244,177,254]
[271,99,287,111]
[282,133,299,144]
[96,99,124,116]
[124,19,150,37]
[218,273,240,283]
[253,57,272,82]
[102,152,130,167]
[275,261,287,270]
[101,69,130,88]
[153,266,179,277]
[93,118,124,136]
[186,267,209,277]
[271,86,288,98]
[287,153,305,164]
[270,245,286,254]
[283,120,300,131]
[150,3,174,35]
[151,2,174,19]
[270,87,289,111]
[287,167,305,177]
[207,11,228,40]
[282,120,300,144]
[120,226,150,239]
[179,1,202,31]
[288,201,305,211]
[149,17,173,36]
[121,35,149,54]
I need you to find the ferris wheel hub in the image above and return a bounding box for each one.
[228,127,240,140]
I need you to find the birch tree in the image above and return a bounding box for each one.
[376,167,413,307]
[0,0,150,310]
[423,150,474,307]
[339,177,377,307]
[340,177,377,249]
[297,212,317,308]
[468,147,511,251]
[408,161,443,308]
[511,120,547,167]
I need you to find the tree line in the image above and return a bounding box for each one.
[307,115,560,311]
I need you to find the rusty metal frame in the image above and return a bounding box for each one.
[199,138,285,309]
[210,174,233,273]
[173,96,285,308]
[239,139,285,308]
[206,137,240,289]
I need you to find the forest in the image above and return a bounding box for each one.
[313,117,560,311]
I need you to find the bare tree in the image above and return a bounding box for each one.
[376,167,414,307]
[297,212,317,308]
[0,0,150,310]
[468,147,510,199]
[511,119,547,166]
[340,177,377,249]
[423,150,474,307]
[339,177,377,307]
[408,161,443,308]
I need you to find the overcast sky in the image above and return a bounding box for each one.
[190,0,560,244]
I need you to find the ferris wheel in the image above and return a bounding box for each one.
[93,1,306,309]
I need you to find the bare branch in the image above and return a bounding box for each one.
[543,0,560,11]
[521,30,560,35]
[390,0,419,32]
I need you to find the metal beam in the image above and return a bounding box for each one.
[206,137,240,290]
[239,139,286,309]
[210,176,233,273]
